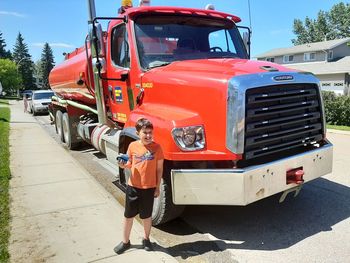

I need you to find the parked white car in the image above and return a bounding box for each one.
[29,90,55,115]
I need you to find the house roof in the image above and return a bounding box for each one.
[285,56,350,75]
[255,37,350,58]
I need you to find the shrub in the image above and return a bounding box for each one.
[322,91,350,126]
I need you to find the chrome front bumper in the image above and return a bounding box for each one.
[171,143,333,205]
[33,105,49,112]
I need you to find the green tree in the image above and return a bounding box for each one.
[12,32,36,90]
[34,60,42,89]
[0,59,22,95]
[39,43,55,89]
[292,19,309,45]
[328,2,350,39]
[292,1,350,45]
[0,31,12,59]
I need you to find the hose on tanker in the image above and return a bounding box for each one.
[52,96,98,115]
[74,91,95,100]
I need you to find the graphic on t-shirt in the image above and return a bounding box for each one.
[134,150,154,165]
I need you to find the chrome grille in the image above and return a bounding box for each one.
[244,84,324,160]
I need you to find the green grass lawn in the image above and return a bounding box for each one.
[0,99,10,105]
[327,124,350,132]
[0,103,10,263]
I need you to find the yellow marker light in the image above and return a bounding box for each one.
[122,0,133,7]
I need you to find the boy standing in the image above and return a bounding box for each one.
[114,118,164,254]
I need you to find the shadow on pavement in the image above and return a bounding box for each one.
[158,177,350,254]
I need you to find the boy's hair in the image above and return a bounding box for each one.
[135,118,153,132]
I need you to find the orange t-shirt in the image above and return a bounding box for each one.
[127,141,164,189]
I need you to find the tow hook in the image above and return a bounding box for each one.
[279,167,305,203]
[279,184,303,203]
[287,167,304,184]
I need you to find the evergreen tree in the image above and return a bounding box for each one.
[0,31,12,59]
[39,43,55,89]
[328,2,350,39]
[12,32,36,90]
[292,1,350,45]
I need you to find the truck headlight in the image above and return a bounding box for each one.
[172,125,205,151]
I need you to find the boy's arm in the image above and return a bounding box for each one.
[118,160,132,169]
[154,159,164,197]
[118,145,132,169]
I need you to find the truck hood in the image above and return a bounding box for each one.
[151,58,293,79]
[139,58,296,157]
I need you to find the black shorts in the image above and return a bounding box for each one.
[124,185,155,219]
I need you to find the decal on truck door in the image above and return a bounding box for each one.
[115,86,123,102]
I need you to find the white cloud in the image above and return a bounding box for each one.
[32,42,74,48]
[0,11,25,17]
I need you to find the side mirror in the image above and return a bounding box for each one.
[243,32,249,51]
[95,23,106,58]
[237,26,251,59]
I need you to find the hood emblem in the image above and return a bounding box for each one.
[273,75,294,82]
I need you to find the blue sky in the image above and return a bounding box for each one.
[0,0,345,63]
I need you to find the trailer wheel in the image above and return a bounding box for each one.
[152,162,185,225]
[55,110,64,142]
[62,112,80,150]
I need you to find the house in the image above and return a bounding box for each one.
[255,38,350,95]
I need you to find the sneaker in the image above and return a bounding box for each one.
[114,241,131,254]
[142,238,153,251]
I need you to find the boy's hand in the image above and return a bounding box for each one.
[154,186,160,197]
[117,154,129,168]
[117,160,126,168]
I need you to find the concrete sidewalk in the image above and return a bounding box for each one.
[8,100,177,263]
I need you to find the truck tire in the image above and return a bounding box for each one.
[62,112,80,150]
[55,110,65,143]
[152,162,185,225]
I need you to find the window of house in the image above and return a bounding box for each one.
[283,55,294,63]
[266,57,275,62]
[111,24,130,68]
[304,52,316,61]
[328,51,333,60]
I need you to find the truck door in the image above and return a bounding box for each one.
[107,23,134,124]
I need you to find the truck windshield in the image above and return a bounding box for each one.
[134,15,248,69]
[33,92,54,100]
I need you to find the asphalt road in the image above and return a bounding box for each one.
[35,113,350,263]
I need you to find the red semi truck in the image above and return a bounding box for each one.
[49,1,333,225]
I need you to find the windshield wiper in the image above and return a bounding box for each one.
[147,61,172,69]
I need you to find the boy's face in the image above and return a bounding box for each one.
[137,127,153,145]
